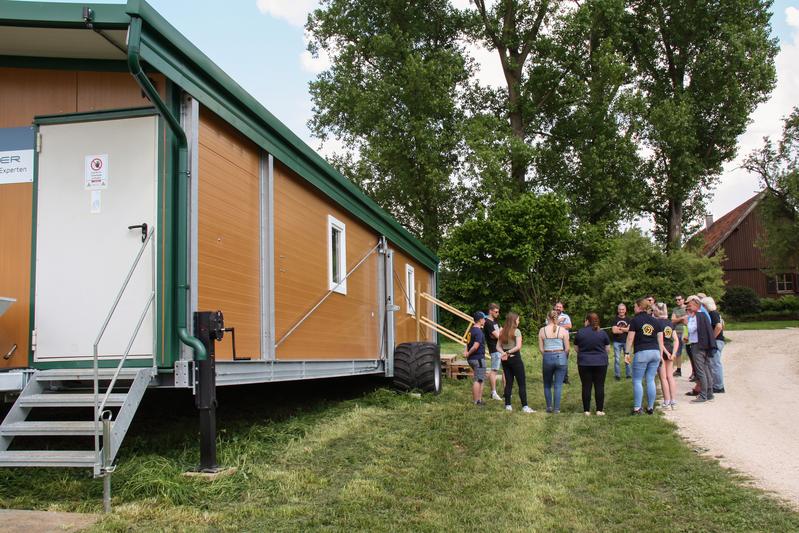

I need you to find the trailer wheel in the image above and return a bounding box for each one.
[392,342,442,395]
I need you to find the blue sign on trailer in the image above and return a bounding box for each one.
[0,126,35,184]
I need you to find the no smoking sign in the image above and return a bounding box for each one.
[84,154,108,189]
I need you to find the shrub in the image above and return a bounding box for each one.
[721,286,761,317]
[759,295,799,314]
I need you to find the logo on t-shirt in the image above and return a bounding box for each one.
[642,324,654,336]
[663,326,673,338]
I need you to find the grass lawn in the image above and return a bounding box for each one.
[724,320,798,330]
[1,349,798,532]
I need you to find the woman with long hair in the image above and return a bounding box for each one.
[625,297,665,415]
[574,312,610,415]
[655,302,679,410]
[538,310,570,413]
[498,312,534,413]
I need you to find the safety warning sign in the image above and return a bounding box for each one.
[84,154,108,189]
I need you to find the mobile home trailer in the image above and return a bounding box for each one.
[0,0,441,487]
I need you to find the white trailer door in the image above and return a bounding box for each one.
[33,115,157,361]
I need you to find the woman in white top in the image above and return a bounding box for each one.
[538,310,571,413]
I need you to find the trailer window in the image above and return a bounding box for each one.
[406,264,415,315]
[328,215,347,294]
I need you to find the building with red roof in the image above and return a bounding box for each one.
[696,191,797,297]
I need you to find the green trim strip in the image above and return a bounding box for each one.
[28,124,40,367]
[33,359,155,370]
[0,1,129,28]
[34,106,158,125]
[0,55,150,72]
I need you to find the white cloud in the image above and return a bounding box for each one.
[786,6,799,28]
[711,10,799,219]
[255,0,318,27]
[300,47,331,74]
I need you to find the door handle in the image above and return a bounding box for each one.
[127,222,148,243]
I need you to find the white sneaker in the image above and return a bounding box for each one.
[505,405,513,411]
[491,391,502,401]
[522,406,535,413]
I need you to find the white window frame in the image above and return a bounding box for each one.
[327,215,347,295]
[405,264,415,315]
[775,273,794,293]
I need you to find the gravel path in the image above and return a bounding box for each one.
[665,328,799,507]
[0,509,97,532]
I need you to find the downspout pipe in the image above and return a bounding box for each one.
[126,15,207,361]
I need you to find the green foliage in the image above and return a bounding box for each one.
[536,0,648,225]
[438,193,584,330]
[720,286,761,317]
[759,295,799,314]
[566,230,725,322]
[307,0,470,250]
[743,107,799,271]
[626,0,778,249]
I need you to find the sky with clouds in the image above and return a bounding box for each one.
[30,0,799,222]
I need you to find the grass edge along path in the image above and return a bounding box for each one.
[0,349,798,532]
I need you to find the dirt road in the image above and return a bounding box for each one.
[666,328,799,507]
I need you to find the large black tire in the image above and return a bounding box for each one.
[392,342,442,395]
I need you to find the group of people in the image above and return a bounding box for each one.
[464,294,726,415]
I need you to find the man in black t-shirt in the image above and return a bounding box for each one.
[483,303,503,401]
[610,303,631,380]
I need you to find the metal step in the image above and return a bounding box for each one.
[0,420,111,436]
[34,368,145,382]
[19,393,127,408]
[0,450,96,468]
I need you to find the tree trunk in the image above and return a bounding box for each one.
[504,64,527,192]
[667,199,683,251]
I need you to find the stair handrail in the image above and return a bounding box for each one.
[92,228,155,470]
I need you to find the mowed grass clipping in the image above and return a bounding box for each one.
[1,350,798,532]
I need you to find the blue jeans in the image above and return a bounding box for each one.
[632,349,660,410]
[712,339,725,390]
[613,342,630,378]
[542,351,568,411]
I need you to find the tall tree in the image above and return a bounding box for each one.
[536,0,646,226]
[627,0,778,250]
[306,0,470,250]
[467,0,573,192]
[742,108,799,271]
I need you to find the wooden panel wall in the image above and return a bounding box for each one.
[719,209,769,271]
[273,161,381,360]
[0,67,163,369]
[197,109,261,360]
[392,248,434,345]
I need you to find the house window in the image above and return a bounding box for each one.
[775,273,794,293]
[327,215,347,294]
[405,264,415,315]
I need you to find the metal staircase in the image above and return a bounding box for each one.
[0,227,157,511]
[0,367,152,470]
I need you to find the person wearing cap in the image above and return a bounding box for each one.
[684,295,716,403]
[466,311,488,405]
